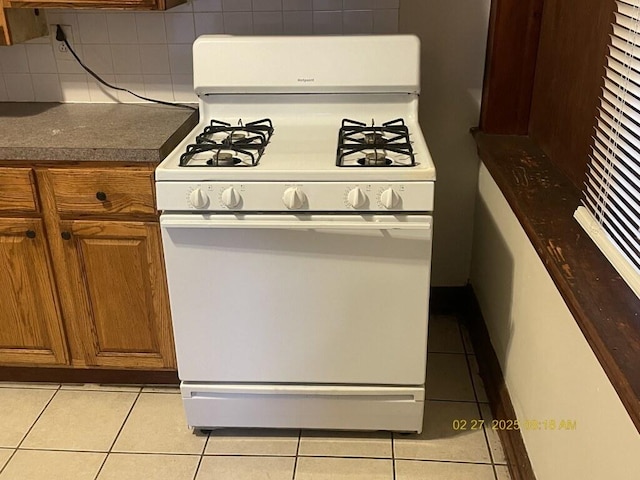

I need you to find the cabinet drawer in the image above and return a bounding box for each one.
[0,168,38,213]
[48,168,156,216]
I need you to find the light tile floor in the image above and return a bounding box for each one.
[0,314,512,479]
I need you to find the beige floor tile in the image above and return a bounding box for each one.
[428,315,465,353]
[298,430,391,458]
[197,455,294,480]
[205,428,298,456]
[0,449,14,470]
[394,401,491,463]
[60,383,141,392]
[113,393,206,454]
[479,403,506,464]
[395,460,495,480]
[21,390,137,451]
[0,382,59,390]
[0,449,105,480]
[97,453,200,480]
[495,465,513,480]
[468,355,489,402]
[294,457,393,479]
[426,353,476,401]
[0,388,55,448]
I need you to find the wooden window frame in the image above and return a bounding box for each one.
[476,0,640,433]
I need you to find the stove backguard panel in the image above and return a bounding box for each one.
[193,35,421,95]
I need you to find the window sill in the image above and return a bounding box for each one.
[472,130,640,432]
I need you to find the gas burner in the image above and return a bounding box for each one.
[358,151,392,166]
[197,129,265,147]
[229,132,247,142]
[364,132,388,145]
[206,151,242,166]
[337,118,416,167]
[181,118,273,167]
[180,143,261,167]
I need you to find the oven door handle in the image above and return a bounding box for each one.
[160,215,432,232]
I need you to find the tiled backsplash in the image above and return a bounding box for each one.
[0,0,399,104]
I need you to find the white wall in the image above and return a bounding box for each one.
[471,163,640,480]
[399,0,490,286]
[0,0,489,287]
[0,0,400,103]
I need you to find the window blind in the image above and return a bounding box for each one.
[574,0,640,298]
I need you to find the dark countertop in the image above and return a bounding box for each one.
[0,103,198,163]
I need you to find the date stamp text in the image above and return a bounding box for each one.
[452,419,577,431]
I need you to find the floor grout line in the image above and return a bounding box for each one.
[14,384,62,450]
[192,452,205,480]
[92,452,109,480]
[5,447,498,464]
[193,425,212,480]
[201,428,212,457]
[292,429,301,480]
[459,310,498,479]
[0,384,62,476]
[459,318,473,356]
[0,385,60,390]
[292,454,396,461]
[14,447,206,455]
[106,390,143,452]
[0,449,18,477]
[391,431,397,480]
[492,463,500,480]
[199,426,212,456]
[385,457,497,466]
[92,388,143,480]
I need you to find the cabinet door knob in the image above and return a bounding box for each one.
[61,231,71,241]
[96,191,107,201]
[26,230,36,239]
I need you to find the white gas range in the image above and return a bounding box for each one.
[156,35,436,433]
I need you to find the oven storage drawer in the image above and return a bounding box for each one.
[161,214,432,386]
[181,383,425,432]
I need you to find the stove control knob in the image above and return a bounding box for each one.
[380,188,400,209]
[347,187,367,208]
[189,188,208,209]
[282,187,306,209]
[221,187,241,208]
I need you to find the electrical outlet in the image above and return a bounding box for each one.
[50,25,74,60]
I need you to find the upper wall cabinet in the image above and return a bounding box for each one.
[6,0,185,9]
[0,1,47,46]
[1,0,185,45]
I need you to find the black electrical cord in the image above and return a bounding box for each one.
[55,24,197,112]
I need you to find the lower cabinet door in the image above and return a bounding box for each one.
[60,220,176,369]
[0,218,69,364]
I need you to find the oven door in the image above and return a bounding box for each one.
[160,213,432,386]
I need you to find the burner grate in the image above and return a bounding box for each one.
[336,118,416,167]
[180,118,273,167]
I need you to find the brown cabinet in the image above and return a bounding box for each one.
[59,219,174,369]
[1,0,185,45]
[47,168,156,217]
[0,164,176,371]
[0,167,39,213]
[0,168,68,365]
[6,0,185,11]
[0,218,69,365]
[0,1,47,46]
